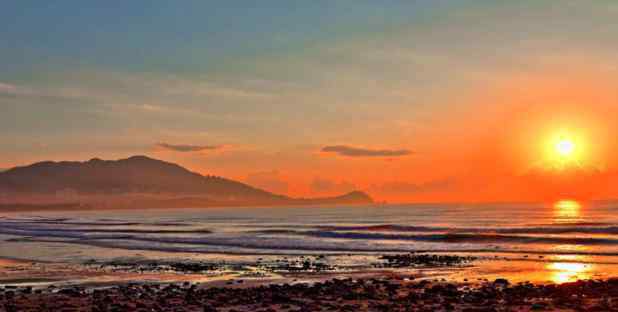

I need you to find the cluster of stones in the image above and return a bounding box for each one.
[257,255,334,273]
[94,260,235,274]
[376,254,476,268]
[97,255,335,275]
[3,278,618,311]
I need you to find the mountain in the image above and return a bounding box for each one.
[0,156,373,210]
[0,156,281,200]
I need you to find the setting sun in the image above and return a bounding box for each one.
[556,138,575,157]
[540,130,589,169]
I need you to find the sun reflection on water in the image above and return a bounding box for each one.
[545,200,593,283]
[553,200,582,223]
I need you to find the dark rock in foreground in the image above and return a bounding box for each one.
[376,254,476,268]
[3,277,618,311]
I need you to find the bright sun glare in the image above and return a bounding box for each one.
[555,138,575,157]
[543,131,587,168]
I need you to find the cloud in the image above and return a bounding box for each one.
[310,178,356,195]
[0,81,82,101]
[321,145,412,157]
[156,143,221,152]
[246,170,289,194]
[371,178,456,195]
[0,82,37,97]
[0,83,17,94]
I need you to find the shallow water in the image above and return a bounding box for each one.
[2,200,618,284]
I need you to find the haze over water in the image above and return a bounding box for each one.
[2,200,618,284]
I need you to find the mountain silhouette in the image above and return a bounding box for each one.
[0,156,373,210]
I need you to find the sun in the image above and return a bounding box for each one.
[541,131,584,168]
[555,138,575,157]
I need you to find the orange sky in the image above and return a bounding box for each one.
[141,63,618,203]
[4,2,618,203]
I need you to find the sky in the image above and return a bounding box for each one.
[3,1,618,202]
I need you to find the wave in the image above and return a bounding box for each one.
[6,217,618,259]
[295,231,618,245]
[317,224,618,235]
[6,221,618,248]
[0,218,188,227]
[6,225,618,250]
[0,224,211,237]
[15,235,618,259]
[1,227,212,235]
[532,222,614,227]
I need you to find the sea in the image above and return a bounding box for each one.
[2,200,618,284]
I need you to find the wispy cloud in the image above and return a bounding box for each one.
[310,177,356,194]
[156,143,221,152]
[246,170,289,194]
[0,82,17,94]
[371,178,456,194]
[0,82,36,97]
[321,145,412,157]
[0,81,92,101]
[56,70,277,102]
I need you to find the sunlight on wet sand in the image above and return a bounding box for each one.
[546,255,593,284]
[456,257,601,285]
[547,262,591,284]
[454,244,609,285]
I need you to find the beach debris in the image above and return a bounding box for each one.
[92,255,337,275]
[375,253,476,268]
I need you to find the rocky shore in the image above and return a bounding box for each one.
[3,277,618,311]
[1,253,615,311]
[94,253,475,275]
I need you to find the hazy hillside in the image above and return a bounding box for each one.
[0,156,373,209]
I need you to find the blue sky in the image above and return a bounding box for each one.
[1,0,456,156]
[1,1,443,77]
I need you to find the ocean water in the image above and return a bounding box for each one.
[2,200,618,283]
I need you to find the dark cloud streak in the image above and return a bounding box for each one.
[322,145,412,157]
[157,143,221,152]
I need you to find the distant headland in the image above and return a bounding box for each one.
[0,156,373,211]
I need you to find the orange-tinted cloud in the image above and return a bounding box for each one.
[0,82,18,95]
[310,178,356,196]
[371,178,456,197]
[156,143,221,153]
[245,170,289,195]
[322,145,412,157]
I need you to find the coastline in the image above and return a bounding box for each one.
[3,202,618,310]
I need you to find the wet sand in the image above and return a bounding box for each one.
[0,259,30,267]
[0,254,476,288]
